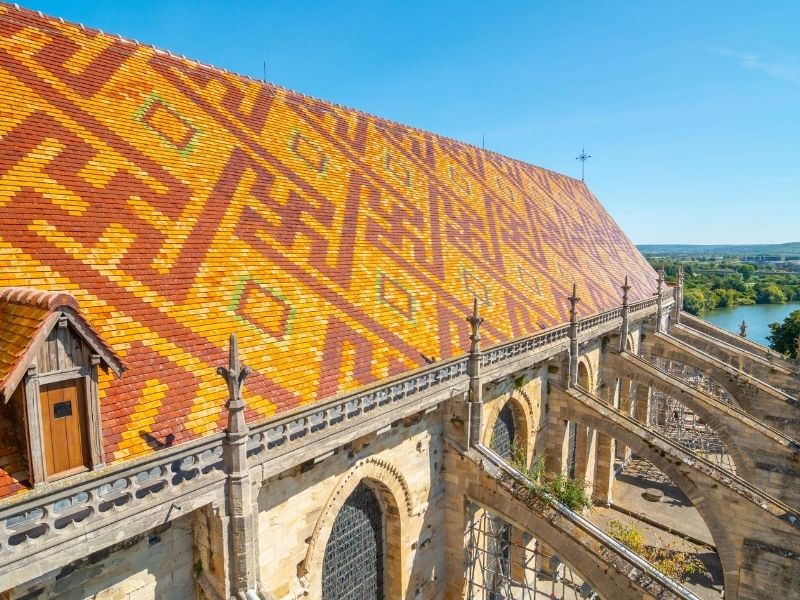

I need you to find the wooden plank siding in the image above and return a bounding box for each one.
[35,325,91,376]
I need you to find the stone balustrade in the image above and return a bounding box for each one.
[0,434,226,565]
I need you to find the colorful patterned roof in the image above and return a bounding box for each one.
[0,4,657,483]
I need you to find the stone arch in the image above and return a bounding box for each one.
[621,365,755,482]
[641,336,758,413]
[300,457,413,598]
[467,485,643,600]
[560,402,739,596]
[483,395,531,462]
[648,353,745,411]
[627,331,638,355]
[577,356,595,392]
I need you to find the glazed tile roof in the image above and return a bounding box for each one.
[0,3,657,487]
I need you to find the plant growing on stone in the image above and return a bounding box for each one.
[543,472,593,512]
[606,519,708,582]
[509,447,592,512]
[509,446,543,482]
[193,559,203,578]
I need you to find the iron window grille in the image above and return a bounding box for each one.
[322,483,385,599]
[490,402,518,460]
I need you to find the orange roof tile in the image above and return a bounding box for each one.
[0,3,658,480]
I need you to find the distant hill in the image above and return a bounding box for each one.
[637,242,800,258]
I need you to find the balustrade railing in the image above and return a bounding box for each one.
[481,325,571,369]
[246,357,469,466]
[0,434,225,559]
[482,292,671,371]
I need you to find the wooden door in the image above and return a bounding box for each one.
[39,379,89,478]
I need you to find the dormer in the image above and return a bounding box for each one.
[0,288,124,486]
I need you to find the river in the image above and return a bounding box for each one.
[701,302,800,346]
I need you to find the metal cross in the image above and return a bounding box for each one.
[575,146,591,181]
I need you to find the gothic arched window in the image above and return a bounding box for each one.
[322,482,384,599]
[490,402,517,460]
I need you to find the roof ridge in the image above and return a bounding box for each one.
[0,2,584,186]
[0,286,78,311]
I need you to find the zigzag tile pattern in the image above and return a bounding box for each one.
[0,4,657,490]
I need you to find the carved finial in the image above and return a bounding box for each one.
[677,265,684,286]
[217,333,253,414]
[739,320,748,338]
[621,275,631,306]
[569,283,580,323]
[656,270,665,294]
[466,297,484,355]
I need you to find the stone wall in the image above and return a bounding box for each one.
[2,516,195,600]
[256,408,446,600]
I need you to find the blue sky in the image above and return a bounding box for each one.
[20,1,800,244]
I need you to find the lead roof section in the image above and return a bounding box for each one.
[0,3,657,473]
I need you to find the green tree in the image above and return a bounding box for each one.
[735,263,756,280]
[716,274,746,293]
[682,289,706,314]
[713,289,738,308]
[755,283,787,304]
[767,310,800,357]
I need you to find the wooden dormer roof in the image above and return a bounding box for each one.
[0,287,124,401]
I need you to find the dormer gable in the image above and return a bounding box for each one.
[0,287,123,402]
[0,288,124,486]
